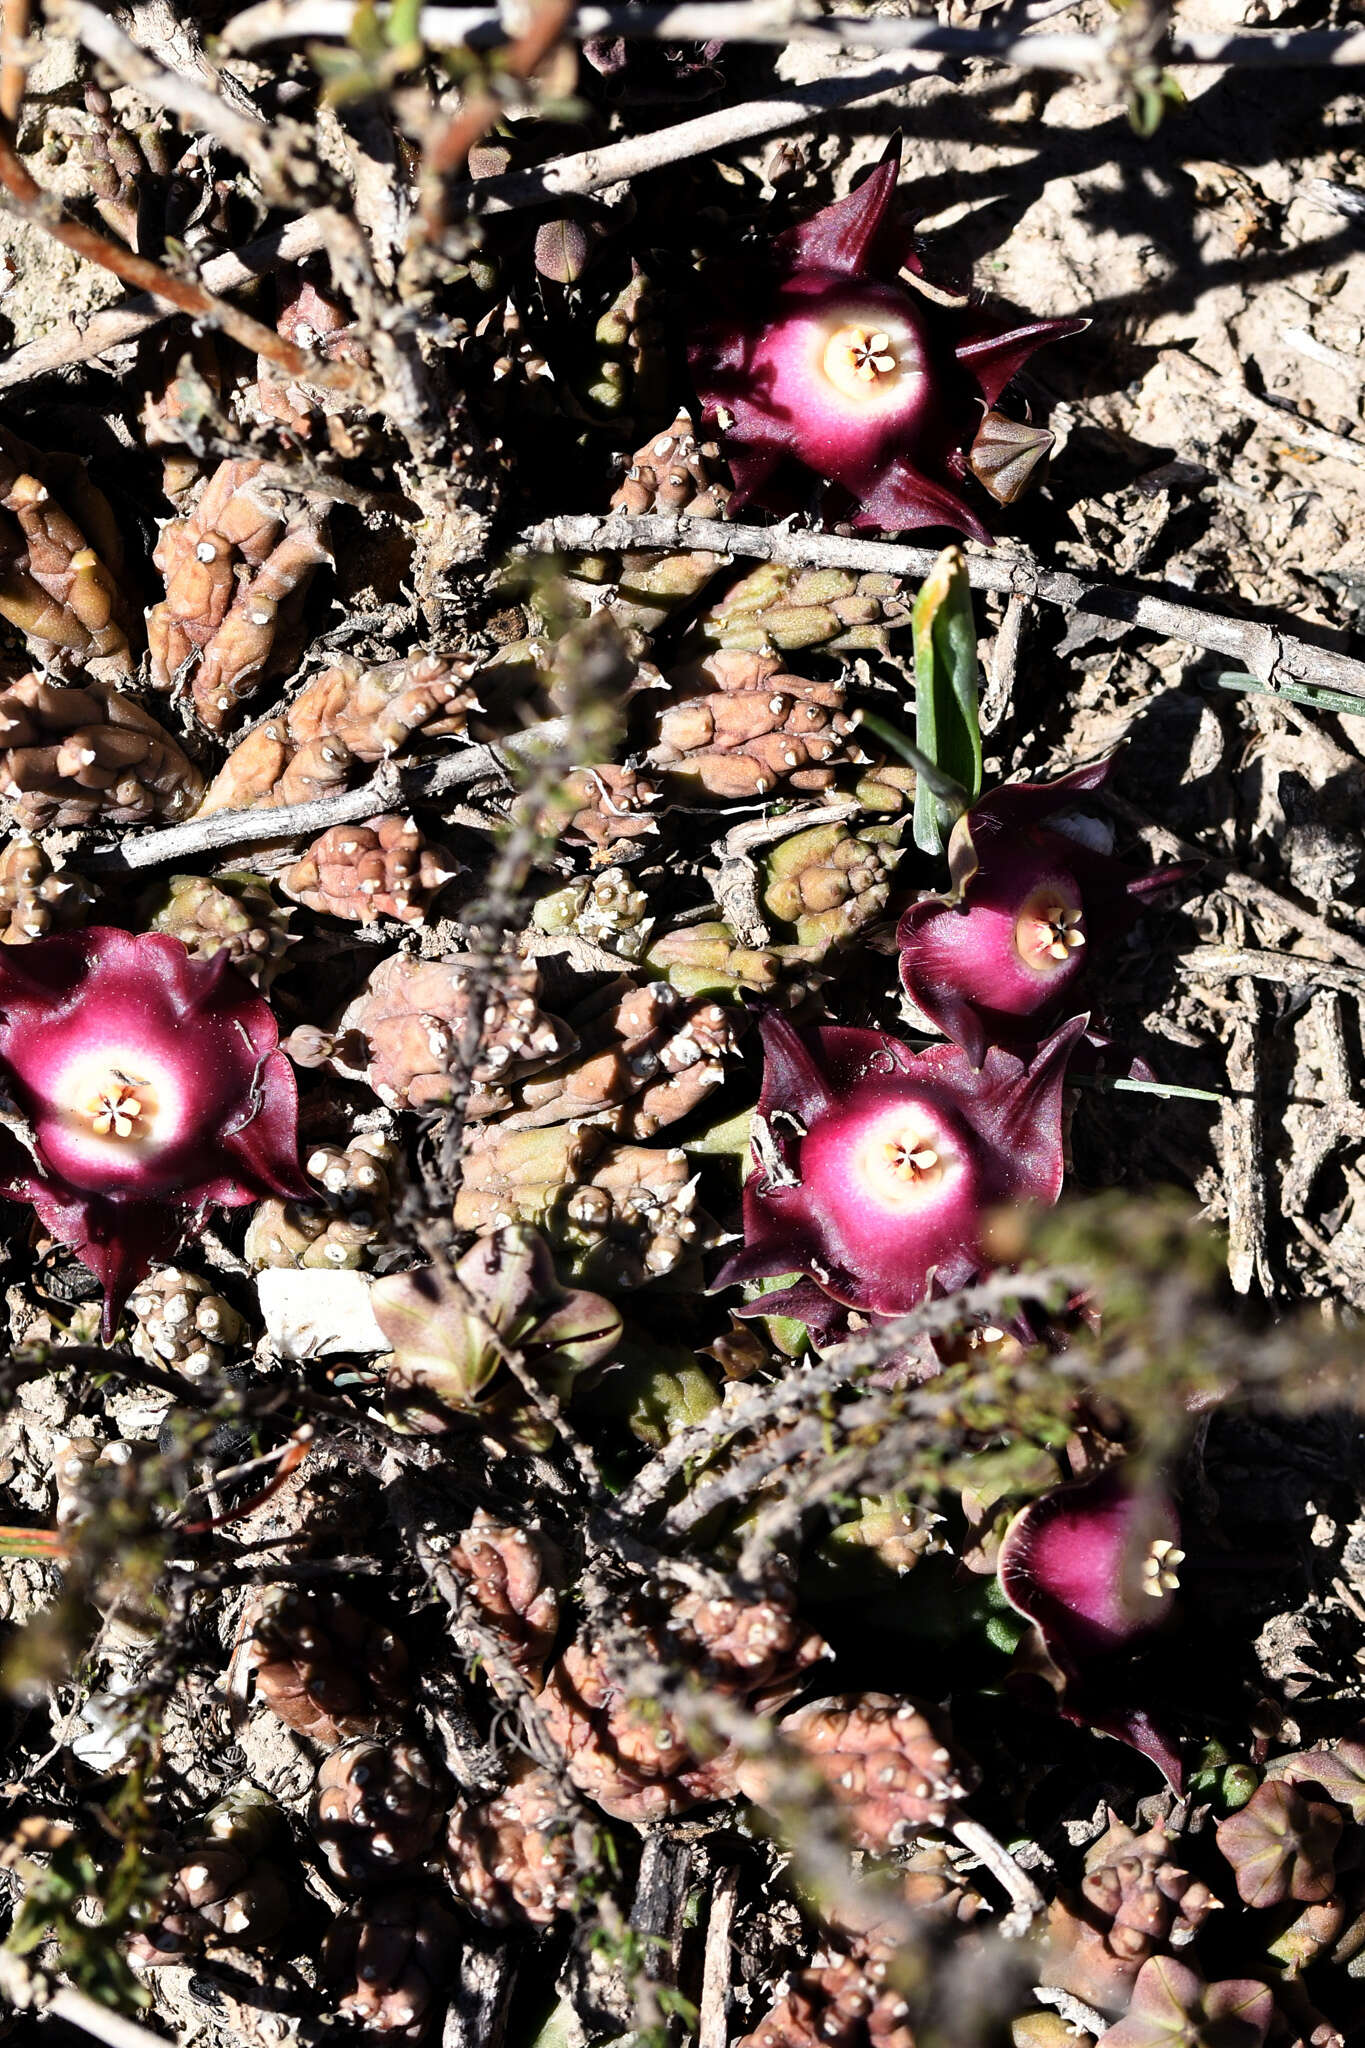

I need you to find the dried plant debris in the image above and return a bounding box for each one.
[4,14,1365,2048]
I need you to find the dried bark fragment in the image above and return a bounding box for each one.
[447,1760,578,1927]
[245,1586,410,1746]
[647,649,856,800]
[0,673,203,829]
[281,814,458,926]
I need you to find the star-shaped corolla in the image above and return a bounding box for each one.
[0,927,307,1335]
[688,143,1085,539]
[897,759,1185,1068]
[714,1010,1086,1327]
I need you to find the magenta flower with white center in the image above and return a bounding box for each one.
[713,1009,1086,1327]
[999,1470,1183,1664]
[0,927,307,1335]
[897,758,1184,1068]
[688,142,1086,538]
[998,1468,1186,1785]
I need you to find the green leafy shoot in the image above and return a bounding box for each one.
[909,547,982,857]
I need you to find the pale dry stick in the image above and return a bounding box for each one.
[222,0,1365,67]
[452,48,947,216]
[952,1816,1047,1935]
[0,1955,171,2048]
[1161,348,1365,470]
[0,212,327,388]
[698,1866,739,2048]
[1035,1986,1111,2039]
[525,511,1365,702]
[79,727,567,872]
[1180,943,1365,997]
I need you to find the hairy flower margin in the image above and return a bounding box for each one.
[713,1010,1086,1334]
[897,758,1184,1068]
[688,140,1086,539]
[0,927,306,1333]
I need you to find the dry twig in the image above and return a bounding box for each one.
[1162,349,1365,470]
[0,123,328,377]
[0,214,327,388]
[222,1,1365,71]
[525,511,1365,704]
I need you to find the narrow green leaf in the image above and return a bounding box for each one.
[857,710,970,814]
[911,546,982,857]
[386,0,423,47]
